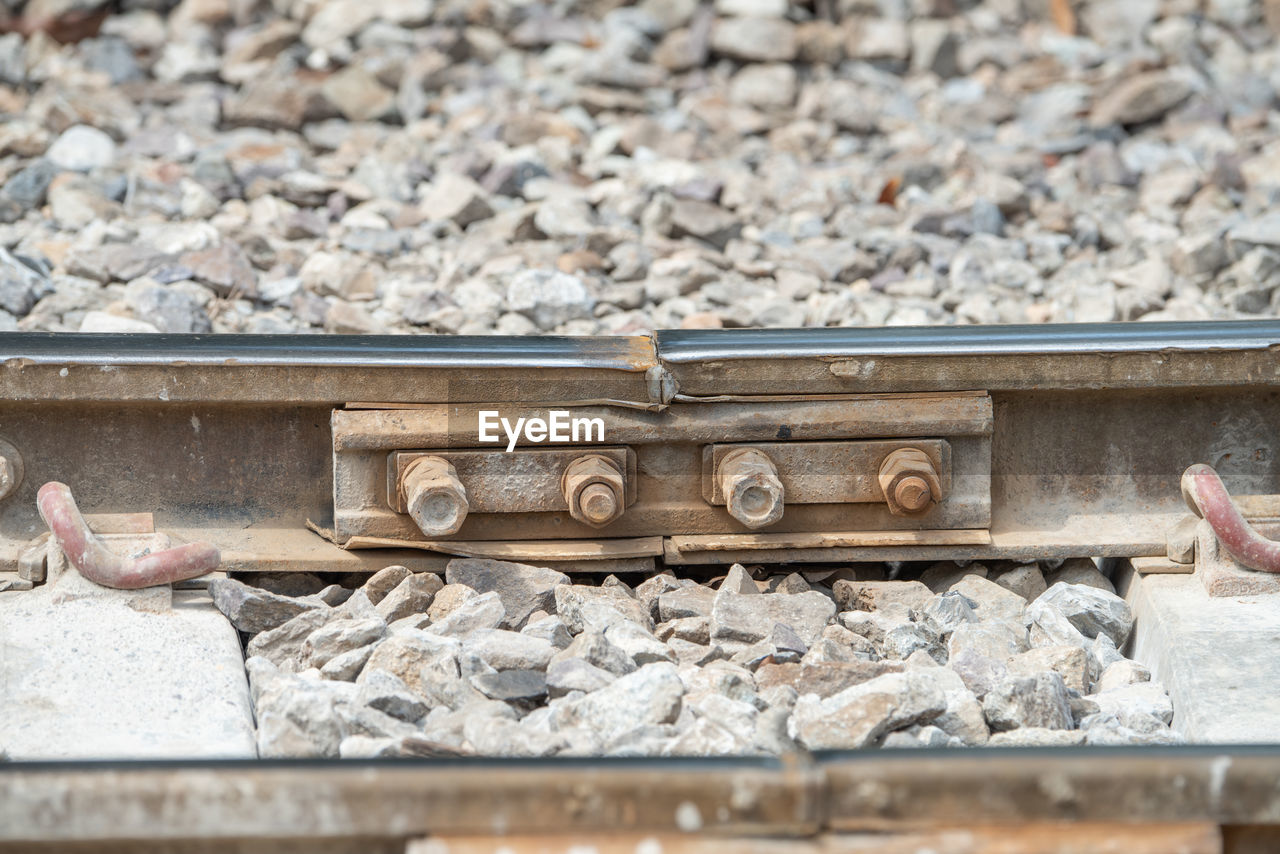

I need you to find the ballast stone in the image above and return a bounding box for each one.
[710,589,836,646]
[1037,582,1135,647]
[209,577,325,634]
[789,670,947,749]
[445,558,568,629]
[982,672,1074,732]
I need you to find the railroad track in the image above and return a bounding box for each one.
[3,319,1280,852]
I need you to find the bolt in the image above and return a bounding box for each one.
[403,456,468,537]
[0,456,14,500]
[562,455,626,528]
[718,448,784,529]
[878,448,941,516]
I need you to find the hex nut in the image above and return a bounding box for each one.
[562,455,626,527]
[878,448,941,516]
[403,456,469,537]
[718,447,785,529]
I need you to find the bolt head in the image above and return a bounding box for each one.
[877,448,941,516]
[894,475,932,512]
[562,455,627,528]
[579,483,620,525]
[403,456,469,537]
[0,457,12,498]
[726,472,785,529]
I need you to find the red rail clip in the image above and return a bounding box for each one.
[1181,464,1280,574]
[36,481,220,589]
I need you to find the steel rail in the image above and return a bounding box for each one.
[2,746,1280,844]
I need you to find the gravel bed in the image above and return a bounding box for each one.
[212,558,1178,757]
[1,0,1279,335]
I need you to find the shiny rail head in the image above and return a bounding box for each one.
[657,320,1280,361]
[0,332,659,370]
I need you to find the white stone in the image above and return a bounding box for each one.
[46,125,117,172]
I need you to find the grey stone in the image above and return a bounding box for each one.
[1,159,58,215]
[1044,558,1115,594]
[982,672,1073,732]
[947,621,1027,663]
[334,700,420,742]
[546,657,617,698]
[522,615,573,649]
[991,564,1048,602]
[361,565,412,605]
[1025,598,1091,649]
[1081,714,1180,746]
[987,727,1086,747]
[1037,583,1134,647]
[533,196,596,239]
[471,669,548,702]
[319,643,376,681]
[636,573,684,620]
[359,629,459,702]
[947,647,1009,700]
[357,669,428,722]
[1088,682,1174,727]
[658,586,717,621]
[0,249,51,317]
[376,573,444,623]
[669,198,743,250]
[949,575,1027,623]
[445,558,568,629]
[719,564,758,595]
[605,620,676,665]
[552,662,685,745]
[788,671,947,750]
[427,584,478,622]
[130,286,212,333]
[710,17,796,61]
[1228,215,1280,251]
[710,590,835,647]
[178,242,257,298]
[1090,71,1193,126]
[79,37,142,84]
[551,629,636,676]
[244,608,331,669]
[1007,645,1089,695]
[463,714,564,756]
[1097,659,1151,693]
[506,269,595,331]
[463,628,556,671]
[303,617,386,669]
[255,673,356,758]
[426,590,505,638]
[923,590,979,635]
[209,577,325,635]
[555,584,653,634]
[657,615,711,645]
[833,580,933,613]
[420,173,494,228]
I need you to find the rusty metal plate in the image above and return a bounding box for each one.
[387,448,637,515]
[702,440,950,506]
